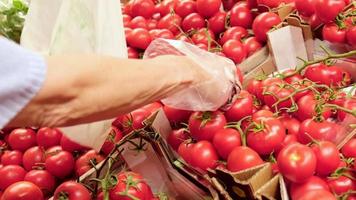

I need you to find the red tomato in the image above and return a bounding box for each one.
[0,165,26,190]
[247,117,286,155]
[130,0,155,19]
[208,11,226,35]
[290,176,330,200]
[243,37,263,56]
[298,119,338,144]
[252,12,281,43]
[346,26,356,47]
[191,28,215,46]
[22,146,45,171]
[178,141,195,164]
[175,0,196,18]
[60,135,89,153]
[309,14,323,29]
[196,0,221,18]
[338,99,356,121]
[213,128,241,159]
[130,16,148,29]
[322,23,347,43]
[315,0,345,23]
[45,151,74,179]
[252,109,275,121]
[294,94,332,121]
[167,129,189,151]
[149,29,175,39]
[230,4,253,28]
[127,47,139,59]
[246,79,263,100]
[220,26,248,45]
[311,141,340,176]
[123,14,132,27]
[190,141,218,171]
[263,84,294,111]
[225,90,254,122]
[101,127,123,156]
[163,105,192,125]
[24,170,55,197]
[54,181,91,200]
[295,0,316,17]
[127,28,152,50]
[327,176,356,195]
[2,181,44,200]
[147,19,158,30]
[158,14,182,34]
[117,108,151,135]
[36,128,62,149]
[158,0,178,16]
[279,115,300,135]
[223,39,247,64]
[277,143,316,183]
[236,66,244,83]
[1,150,23,166]
[76,150,104,176]
[8,128,36,152]
[257,0,281,8]
[341,138,356,158]
[296,190,336,200]
[227,146,264,172]
[188,111,227,141]
[283,69,304,84]
[275,134,298,155]
[110,172,153,200]
[182,13,205,32]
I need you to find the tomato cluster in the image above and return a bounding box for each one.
[123,0,287,65]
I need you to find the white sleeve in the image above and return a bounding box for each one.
[0,37,47,128]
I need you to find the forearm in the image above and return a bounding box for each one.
[8,55,197,127]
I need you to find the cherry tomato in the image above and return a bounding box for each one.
[298,119,338,144]
[191,28,215,46]
[315,0,345,23]
[182,13,205,32]
[213,128,241,159]
[101,127,123,156]
[327,176,356,195]
[147,19,158,30]
[263,84,294,111]
[2,181,44,200]
[208,11,226,35]
[252,12,281,43]
[296,190,336,200]
[309,14,323,29]
[130,0,155,19]
[283,69,304,84]
[341,138,356,158]
[45,151,75,179]
[8,128,36,152]
[127,28,152,50]
[24,170,55,197]
[163,105,192,125]
[54,181,91,200]
[36,128,62,149]
[311,141,340,176]
[196,0,221,18]
[149,29,175,39]
[158,0,177,16]
[230,4,253,28]
[322,23,347,43]
[175,0,196,18]
[225,90,254,122]
[115,108,151,135]
[247,117,286,155]
[246,79,264,100]
[295,0,316,17]
[338,99,356,121]
[178,141,195,164]
[127,47,139,59]
[190,141,219,171]
[1,150,23,166]
[277,143,316,183]
[279,115,300,135]
[130,16,148,29]
[0,165,26,190]
[22,146,45,171]
[167,129,189,151]
[236,66,244,83]
[60,135,89,153]
[220,26,248,45]
[290,176,330,200]
[257,0,281,8]
[243,37,263,56]
[346,26,356,47]
[223,39,247,64]
[158,14,182,34]
[227,146,264,172]
[294,94,332,121]
[275,134,298,155]
[123,14,132,27]
[76,150,104,176]
[188,111,227,141]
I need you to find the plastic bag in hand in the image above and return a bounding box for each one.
[143,39,241,111]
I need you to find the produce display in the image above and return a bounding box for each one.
[0,0,356,199]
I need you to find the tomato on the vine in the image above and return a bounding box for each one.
[220,26,248,45]
[213,128,241,159]
[341,138,356,158]
[75,150,104,176]
[227,146,264,172]
[127,28,152,50]
[278,114,300,136]
[327,176,356,195]
[24,170,55,197]
[8,128,36,152]
[181,13,205,32]
[196,0,221,18]
[223,39,247,64]
[130,0,155,19]
[188,111,226,141]
[0,165,26,190]
[130,16,148,29]
[346,26,356,47]
[230,4,253,29]
[22,146,45,171]
[36,128,62,149]
[45,150,75,179]
[322,23,347,44]
[167,128,189,151]
[163,105,192,125]
[101,127,123,156]
[252,12,281,43]
[225,90,254,122]
[243,37,262,56]
[208,11,226,35]
[178,140,195,164]
[298,119,338,144]
[190,141,219,171]
[1,150,23,166]
[290,176,330,200]
[311,141,340,176]
[2,181,44,200]
[296,190,336,200]
[175,0,196,18]
[315,0,346,23]
[158,14,182,34]
[60,135,89,153]
[295,0,316,17]
[294,94,332,121]
[54,181,91,200]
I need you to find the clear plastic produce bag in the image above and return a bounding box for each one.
[144,39,241,111]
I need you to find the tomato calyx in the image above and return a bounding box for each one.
[329,167,356,181]
[58,191,70,200]
[194,111,213,128]
[118,175,141,200]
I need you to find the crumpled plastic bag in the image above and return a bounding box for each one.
[144,39,241,111]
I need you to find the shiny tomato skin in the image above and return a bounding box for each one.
[24,170,55,197]
[227,146,264,172]
[338,99,356,122]
[252,109,275,121]
[279,115,300,136]
[127,47,139,59]
[158,14,182,34]
[54,181,91,200]
[322,23,347,43]
[225,90,254,122]
[131,0,155,19]
[36,128,62,149]
[75,150,104,176]
[327,176,356,195]
[181,13,205,32]
[294,94,332,121]
[298,119,338,144]
[127,28,152,50]
[230,4,253,29]
[223,39,247,64]
[119,108,151,135]
[341,138,356,158]
[220,26,248,45]
[191,28,215,46]
[2,181,44,200]
[315,0,346,23]
[243,37,263,56]
[257,0,281,8]
[196,0,221,18]
[60,135,89,153]
[277,143,316,183]
[347,26,356,47]
[246,79,263,100]
[290,176,330,200]
[208,11,226,35]
[101,127,123,156]
[190,141,218,171]
[263,84,294,110]
[252,12,281,43]
[311,141,340,176]
[163,105,192,125]
[213,128,241,159]
[1,150,23,166]
[8,128,37,152]
[45,151,75,179]
[275,134,298,156]
[130,16,148,29]
[295,0,316,17]
[0,165,26,190]
[296,190,336,200]
[188,111,227,141]
[178,141,195,164]
[22,146,45,171]
[175,0,196,18]
[167,129,189,151]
